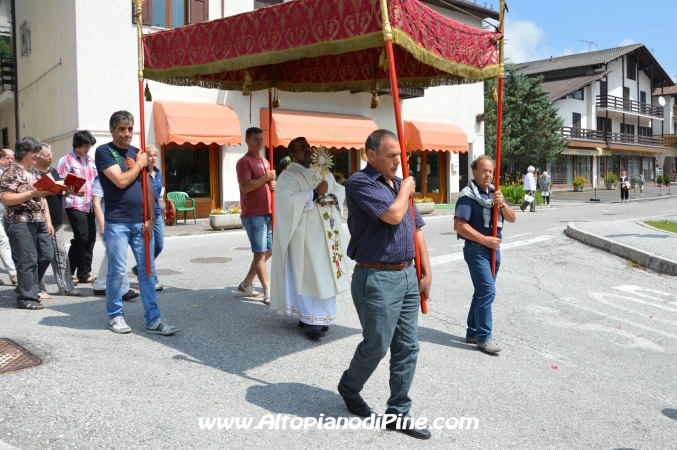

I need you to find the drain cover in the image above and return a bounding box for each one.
[190,257,232,264]
[0,339,42,374]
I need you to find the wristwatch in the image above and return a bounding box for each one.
[499,204,506,209]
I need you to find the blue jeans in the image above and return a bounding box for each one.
[105,222,160,327]
[241,214,272,253]
[463,241,501,343]
[339,265,420,415]
[132,219,164,285]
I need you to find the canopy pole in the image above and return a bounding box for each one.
[491,0,506,277]
[134,0,151,275]
[380,0,428,314]
[268,89,274,229]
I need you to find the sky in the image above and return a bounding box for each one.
[495,0,676,83]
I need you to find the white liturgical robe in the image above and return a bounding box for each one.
[270,163,350,324]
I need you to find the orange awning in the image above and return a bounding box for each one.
[404,120,469,153]
[153,101,241,146]
[261,109,378,149]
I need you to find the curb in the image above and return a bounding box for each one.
[565,222,677,276]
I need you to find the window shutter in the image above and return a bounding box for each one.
[132,1,152,25]
[190,0,209,24]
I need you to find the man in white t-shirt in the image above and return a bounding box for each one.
[91,176,138,300]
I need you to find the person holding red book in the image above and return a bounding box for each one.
[57,130,98,284]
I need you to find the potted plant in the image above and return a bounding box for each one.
[572,176,586,192]
[657,175,664,187]
[413,197,435,214]
[603,172,618,190]
[630,174,640,189]
[209,206,243,230]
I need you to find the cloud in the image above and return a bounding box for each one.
[504,18,546,63]
[504,17,601,63]
[619,38,636,47]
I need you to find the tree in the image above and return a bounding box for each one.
[0,36,10,59]
[484,69,569,184]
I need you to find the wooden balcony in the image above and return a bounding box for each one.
[665,135,677,147]
[596,95,663,119]
[561,126,664,147]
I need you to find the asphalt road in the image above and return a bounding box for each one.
[1,197,677,449]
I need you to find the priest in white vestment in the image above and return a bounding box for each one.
[270,138,350,339]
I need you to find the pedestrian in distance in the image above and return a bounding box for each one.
[236,127,276,305]
[538,170,551,207]
[620,170,630,203]
[520,165,537,212]
[94,110,178,335]
[338,129,433,440]
[57,130,99,285]
[454,155,517,354]
[0,137,55,310]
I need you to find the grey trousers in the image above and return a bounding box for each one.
[339,264,420,415]
[39,223,76,293]
[5,222,54,303]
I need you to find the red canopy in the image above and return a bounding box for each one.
[143,0,500,91]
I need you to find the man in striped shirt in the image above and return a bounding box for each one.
[338,129,432,440]
[57,131,98,284]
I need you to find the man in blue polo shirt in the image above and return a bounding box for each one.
[338,129,432,440]
[94,110,178,336]
[454,155,516,354]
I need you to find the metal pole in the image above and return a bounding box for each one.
[10,0,19,142]
[268,89,274,230]
[379,0,427,314]
[490,0,506,277]
[134,0,151,274]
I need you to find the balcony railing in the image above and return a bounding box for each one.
[0,58,13,93]
[596,94,663,118]
[665,135,677,146]
[561,126,664,147]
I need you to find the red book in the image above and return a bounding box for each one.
[64,173,86,193]
[33,174,68,195]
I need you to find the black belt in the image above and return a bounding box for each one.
[356,261,412,271]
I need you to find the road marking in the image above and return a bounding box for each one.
[430,235,553,267]
[546,226,564,231]
[561,297,677,341]
[590,292,677,326]
[504,233,531,239]
[613,285,677,300]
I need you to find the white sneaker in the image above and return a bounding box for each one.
[238,282,260,297]
[108,316,131,334]
[146,318,180,335]
[263,290,270,306]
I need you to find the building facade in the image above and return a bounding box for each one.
[514,45,674,187]
[4,0,496,216]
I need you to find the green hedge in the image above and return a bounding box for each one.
[499,184,544,205]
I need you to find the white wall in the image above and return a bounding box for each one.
[15,0,79,155]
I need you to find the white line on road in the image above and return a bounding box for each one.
[430,235,553,267]
[503,233,532,239]
[590,292,677,326]
[561,297,677,341]
[546,226,565,231]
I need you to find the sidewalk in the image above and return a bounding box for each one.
[553,184,675,203]
[566,215,677,275]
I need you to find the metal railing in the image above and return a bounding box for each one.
[0,58,13,92]
[596,94,663,118]
[561,126,664,147]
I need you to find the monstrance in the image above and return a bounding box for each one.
[310,146,334,202]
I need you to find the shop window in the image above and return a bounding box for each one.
[164,143,212,198]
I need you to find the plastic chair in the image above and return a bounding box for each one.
[166,191,197,225]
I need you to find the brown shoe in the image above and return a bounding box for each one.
[10,275,17,285]
[77,276,96,284]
